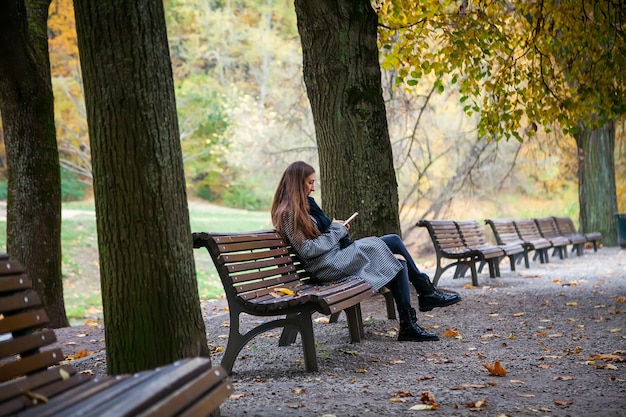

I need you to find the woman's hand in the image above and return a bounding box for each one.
[333,219,350,230]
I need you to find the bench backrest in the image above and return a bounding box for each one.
[534,217,561,238]
[513,219,544,240]
[455,220,489,247]
[0,255,66,384]
[485,219,524,245]
[194,231,311,305]
[417,220,469,255]
[553,217,577,235]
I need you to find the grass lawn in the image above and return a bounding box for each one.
[0,200,272,322]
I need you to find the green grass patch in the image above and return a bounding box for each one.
[0,200,271,321]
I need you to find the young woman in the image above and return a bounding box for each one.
[271,161,461,342]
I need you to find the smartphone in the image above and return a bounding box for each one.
[344,212,359,226]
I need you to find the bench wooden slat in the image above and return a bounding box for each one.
[0,259,25,276]
[226,254,293,273]
[229,264,297,284]
[0,348,64,383]
[175,377,234,417]
[236,273,303,297]
[0,273,31,293]
[0,289,41,314]
[217,247,289,264]
[0,364,76,403]
[0,329,56,358]
[0,309,49,335]
[16,375,133,417]
[137,364,232,417]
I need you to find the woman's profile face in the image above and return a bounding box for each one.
[304,173,316,196]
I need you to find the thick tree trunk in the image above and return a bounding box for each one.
[73,0,211,376]
[294,0,400,238]
[0,0,68,328]
[575,120,618,246]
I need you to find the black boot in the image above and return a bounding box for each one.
[397,308,439,342]
[418,289,462,312]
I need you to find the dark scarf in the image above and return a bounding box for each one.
[308,197,353,248]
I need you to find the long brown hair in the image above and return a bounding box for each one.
[271,161,320,240]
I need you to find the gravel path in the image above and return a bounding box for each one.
[55,246,626,416]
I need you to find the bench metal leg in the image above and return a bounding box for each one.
[222,308,319,374]
[344,304,364,342]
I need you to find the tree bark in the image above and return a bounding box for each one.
[73,0,211,376]
[294,0,400,238]
[575,120,618,246]
[0,0,68,328]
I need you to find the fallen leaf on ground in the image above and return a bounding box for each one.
[513,312,524,317]
[314,317,330,323]
[291,388,306,394]
[465,399,487,408]
[421,391,438,404]
[450,384,488,390]
[554,400,573,406]
[616,296,626,303]
[610,328,622,333]
[566,301,578,307]
[483,360,507,376]
[509,380,525,384]
[443,328,460,338]
[409,404,435,410]
[596,364,619,370]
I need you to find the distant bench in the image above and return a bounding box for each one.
[192,230,395,374]
[0,254,233,417]
[416,219,525,287]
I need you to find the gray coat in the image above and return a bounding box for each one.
[281,212,402,291]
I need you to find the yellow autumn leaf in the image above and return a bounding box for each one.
[615,296,626,302]
[409,404,434,410]
[565,301,578,306]
[610,328,622,333]
[275,287,296,296]
[464,284,476,289]
[59,368,70,380]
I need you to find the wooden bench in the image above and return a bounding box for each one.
[535,217,586,256]
[192,230,387,374]
[416,220,482,286]
[455,220,526,275]
[0,254,233,417]
[531,218,571,259]
[512,219,557,263]
[553,216,602,252]
[484,219,531,268]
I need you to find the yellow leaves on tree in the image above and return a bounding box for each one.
[48,0,79,77]
[482,360,507,377]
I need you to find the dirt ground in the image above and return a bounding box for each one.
[53,246,626,417]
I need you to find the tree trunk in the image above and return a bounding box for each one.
[0,0,68,328]
[73,0,211,376]
[294,0,400,238]
[575,120,618,246]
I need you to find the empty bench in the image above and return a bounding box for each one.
[193,230,386,373]
[0,254,233,417]
[416,220,482,286]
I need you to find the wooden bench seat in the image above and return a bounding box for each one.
[192,230,387,374]
[0,254,233,417]
[553,216,602,252]
[416,220,482,286]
